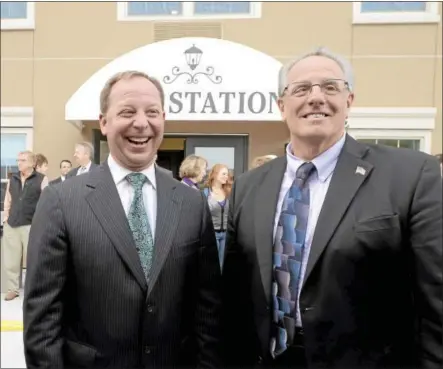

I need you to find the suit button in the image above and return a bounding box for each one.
[147,305,154,313]
[257,356,263,364]
[144,346,152,354]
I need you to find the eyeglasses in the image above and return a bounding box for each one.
[283,79,349,97]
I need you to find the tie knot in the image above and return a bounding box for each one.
[296,162,316,183]
[126,172,147,190]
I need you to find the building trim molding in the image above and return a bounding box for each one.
[348,107,436,130]
[1,106,33,117]
[1,107,34,128]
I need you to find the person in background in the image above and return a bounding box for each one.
[222,47,442,369]
[66,141,99,177]
[49,159,73,185]
[34,154,49,175]
[435,153,442,177]
[2,151,48,301]
[251,154,278,169]
[179,154,208,190]
[23,70,222,368]
[203,164,231,270]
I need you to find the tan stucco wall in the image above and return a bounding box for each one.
[1,2,442,180]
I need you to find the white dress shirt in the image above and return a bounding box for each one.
[108,155,157,239]
[273,134,346,327]
[77,161,92,175]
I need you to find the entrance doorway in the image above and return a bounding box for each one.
[156,137,185,178]
[92,130,248,179]
[156,151,184,178]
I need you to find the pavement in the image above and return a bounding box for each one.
[1,290,26,368]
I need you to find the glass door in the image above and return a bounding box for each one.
[185,136,248,178]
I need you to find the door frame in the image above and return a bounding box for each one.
[92,130,249,174]
[92,129,106,164]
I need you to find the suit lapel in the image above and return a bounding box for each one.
[303,136,373,287]
[254,157,287,305]
[85,163,148,292]
[147,169,182,295]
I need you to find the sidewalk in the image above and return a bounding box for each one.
[1,291,26,368]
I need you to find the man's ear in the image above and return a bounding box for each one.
[99,114,107,135]
[278,98,286,121]
[347,92,354,109]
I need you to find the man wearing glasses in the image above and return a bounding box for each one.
[222,48,442,368]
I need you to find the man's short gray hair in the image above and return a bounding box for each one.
[76,141,94,160]
[278,47,355,96]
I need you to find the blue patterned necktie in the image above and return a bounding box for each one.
[271,162,316,356]
[126,173,154,281]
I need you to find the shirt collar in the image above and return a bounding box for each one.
[107,154,156,189]
[83,161,92,171]
[286,134,346,183]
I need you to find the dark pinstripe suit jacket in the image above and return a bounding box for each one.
[23,162,222,369]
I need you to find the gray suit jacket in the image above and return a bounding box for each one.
[49,176,63,185]
[24,162,222,368]
[156,164,173,177]
[222,135,442,369]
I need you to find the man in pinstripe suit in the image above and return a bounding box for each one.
[23,71,222,368]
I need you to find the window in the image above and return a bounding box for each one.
[127,2,183,16]
[361,2,427,13]
[347,107,436,154]
[1,107,34,221]
[118,1,261,21]
[357,138,421,150]
[353,1,440,24]
[1,1,27,19]
[1,1,35,30]
[194,2,251,15]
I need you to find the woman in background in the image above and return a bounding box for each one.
[203,164,231,270]
[34,153,49,175]
[178,155,208,190]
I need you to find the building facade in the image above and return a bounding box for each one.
[1,1,442,217]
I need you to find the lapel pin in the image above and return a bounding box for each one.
[355,166,366,176]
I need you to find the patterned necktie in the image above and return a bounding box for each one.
[271,162,316,356]
[78,166,86,175]
[126,173,154,281]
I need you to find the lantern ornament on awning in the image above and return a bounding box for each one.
[163,45,222,85]
[184,45,203,71]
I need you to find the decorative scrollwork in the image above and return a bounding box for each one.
[163,65,223,85]
[163,67,193,85]
[192,66,223,84]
